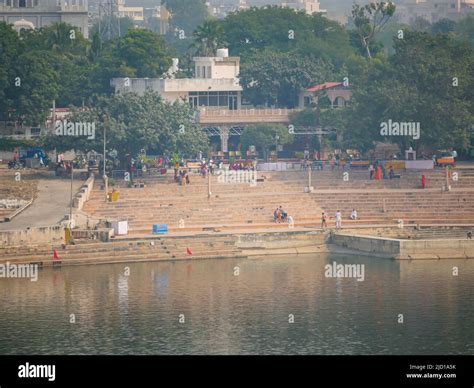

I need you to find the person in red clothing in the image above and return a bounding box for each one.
[421,174,427,189]
[375,165,382,180]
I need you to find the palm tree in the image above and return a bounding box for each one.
[191,19,226,57]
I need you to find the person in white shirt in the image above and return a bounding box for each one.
[350,209,358,220]
[335,210,342,229]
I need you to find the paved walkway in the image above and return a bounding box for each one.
[0,178,83,230]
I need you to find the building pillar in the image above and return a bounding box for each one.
[220,127,229,152]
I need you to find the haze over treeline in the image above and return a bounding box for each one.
[120,0,358,18]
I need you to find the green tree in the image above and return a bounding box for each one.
[455,15,474,47]
[431,18,456,34]
[222,7,355,67]
[240,123,293,160]
[410,17,431,32]
[117,29,173,78]
[239,50,334,108]
[351,1,396,58]
[21,22,94,107]
[191,18,226,56]
[9,50,60,126]
[344,31,474,153]
[43,92,209,164]
[163,0,209,38]
[90,16,134,42]
[0,22,21,120]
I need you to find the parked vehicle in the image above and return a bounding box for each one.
[434,151,456,167]
[8,160,25,169]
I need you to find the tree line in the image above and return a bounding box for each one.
[0,1,472,158]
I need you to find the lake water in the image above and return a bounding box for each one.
[0,254,473,355]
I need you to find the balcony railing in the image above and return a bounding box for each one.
[197,108,299,124]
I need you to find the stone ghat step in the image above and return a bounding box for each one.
[86,211,323,219]
[103,177,474,186]
[86,192,324,202]
[85,198,474,213]
[380,232,473,239]
[127,220,393,234]
[89,213,474,223]
[118,176,474,184]
[125,215,391,227]
[1,241,241,262]
[88,206,474,216]
[6,252,248,266]
[125,216,474,227]
[128,220,474,234]
[88,188,474,198]
[90,183,474,196]
[88,211,474,223]
[89,202,474,212]
[0,239,237,260]
[0,236,239,258]
[112,173,474,183]
[117,170,474,181]
[96,188,473,199]
[5,247,243,263]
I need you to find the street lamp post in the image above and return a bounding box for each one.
[275,134,279,160]
[308,164,311,190]
[69,165,73,228]
[208,170,212,199]
[103,115,108,202]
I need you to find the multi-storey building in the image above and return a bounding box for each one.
[281,0,326,15]
[111,49,243,110]
[396,0,474,23]
[0,0,89,37]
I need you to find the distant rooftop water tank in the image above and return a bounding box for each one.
[216,48,229,58]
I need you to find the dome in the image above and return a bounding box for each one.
[13,19,35,33]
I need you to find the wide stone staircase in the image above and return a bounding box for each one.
[0,234,246,266]
[82,169,474,235]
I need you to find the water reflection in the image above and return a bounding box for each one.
[0,254,472,355]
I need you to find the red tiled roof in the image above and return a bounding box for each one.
[306,82,344,92]
[49,108,70,112]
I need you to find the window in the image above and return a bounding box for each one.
[196,66,201,78]
[202,66,206,78]
[19,0,26,7]
[207,66,212,79]
[209,92,218,106]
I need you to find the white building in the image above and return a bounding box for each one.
[207,0,249,19]
[281,0,326,15]
[144,5,170,34]
[396,0,474,23]
[117,0,144,23]
[111,49,243,110]
[0,0,89,37]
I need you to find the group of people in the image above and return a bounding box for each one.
[229,161,253,171]
[199,159,217,177]
[321,209,358,229]
[54,160,73,176]
[174,169,190,185]
[273,206,288,223]
[369,162,383,180]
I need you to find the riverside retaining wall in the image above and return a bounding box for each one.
[0,225,64,246]
[331,233,474,259]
